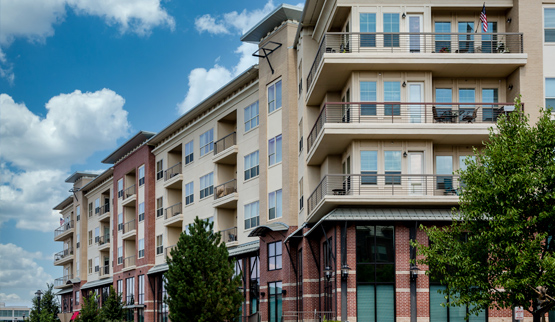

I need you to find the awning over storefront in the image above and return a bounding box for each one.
[228,240,260,257]
[283,223,306,244]
[247,222,289,237]
[56,288,74,295]
[70,311,80,320]
[81,277,113,290]
[147,263,169,275]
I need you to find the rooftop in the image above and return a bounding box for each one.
[102,131,156,164]
[240,4,303,43]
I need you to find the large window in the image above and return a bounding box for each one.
[383,13,400,47]
[268,135,282,166]
[481,22,498,53]
[200,128,214,157]
[156,197,163,217]
[244,151,260,180]
[76,205,80,221]
[138,239,145,258]
[356,225,395,322]
[245,101,260,131]
[360,81,377,115]
[384,82,400,116]
[459,88,475,120]
[546,78,555,109]
[384,151,401,185]
[157,276,168,322]
[435,22,451,52]
[268,189,282,220]
[95,198,100,214]
[545,8,555,42]
[138,275,144,305]
[117,179,123,198]
[185,140,194,165]
[250,256,260,314]
[126,277,135,305]
[117,247,123,264]
[436,156,454,191]
[117,279,123,296]
[200,172,214,199]
[138,165,145,186]
[268,80,282,113]
[244,201,259,229]
[361,151,378,185]
[268,241,282,270]
[118,213,123,230]
[482,88,499,121]
[156,235,163,255]
[458,22,475,53]
[360,13,376,47]
[156,160,163,180]
[185,181,194,205]
[268,281,283,322]
[436,88,453,115]
[138,202,145,222]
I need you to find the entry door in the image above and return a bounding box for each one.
[407,15,423,53]
[408,152,424,194]
[408,83,424,123]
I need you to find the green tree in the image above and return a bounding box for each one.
[415,100,555,322]
[28,284,59,322]
[76,293,101,322]
[164,216,243,322]
[99,286,125,321]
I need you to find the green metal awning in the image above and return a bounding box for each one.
[248,222,289,237]
[81,277,113,290]
[147,263,168,275]
[228,241,259,257]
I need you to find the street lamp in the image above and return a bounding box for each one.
[22,313,26,321]
[341,264,351,280]
[35,290,43,315]
[324,266,333,281]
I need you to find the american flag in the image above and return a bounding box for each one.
[480,3,488,32]
[60,217,64,226]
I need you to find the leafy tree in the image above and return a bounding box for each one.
[28,284,59,322]
[164,216,243,322]
[415,100,555,322]
[76,293,101,322]
[99,286,125,321]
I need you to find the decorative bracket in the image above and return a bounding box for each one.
[252,41,282,74]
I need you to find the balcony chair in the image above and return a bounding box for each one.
[462,107,479,123]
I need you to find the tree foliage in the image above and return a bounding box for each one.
[415,100,555,321]
[76,293,101,322]
[99,286,125,321]
[164,216,243,322]
[29,284,59,322]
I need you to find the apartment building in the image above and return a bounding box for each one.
[0,303,30,322]
[52,0,552,321]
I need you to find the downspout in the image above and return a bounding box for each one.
[410,222,418,322]
[341,222,347,321]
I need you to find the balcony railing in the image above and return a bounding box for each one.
[100,203,110,215]
[307,174,461,214]
[307,32,524,90]
[165,162,182,181]
[214,132,237,154]
[54,247,74,262]
[123,219,136,234]
[165,202,183,219]
[220,227,238,244]
[99,264,110,277]
[307,102,517,152]
[54,274,73,287]
[165,245,177,259]
[124,184,136,199]
[54,220,74,238]
[214,179,237,200]
[123,255,136,269]
[98,235,110,246]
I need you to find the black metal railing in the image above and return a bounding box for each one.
[54,274,73,287]
[307,174,461,214]
[214,132,237,154]
[54,247,74,262]
[123,255,136,269]
[165,162,182,181]
[307,102,518,152]
[165,202,183,219]
[124,184,136,199]
[99,264,110,277]
[220,227,238,244]
[214,179,237,200]
[123,219,136,234]
[54,220,74,238]
[100,203,110,215]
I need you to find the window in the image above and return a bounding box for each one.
[245,101,260,131]
[117,179,123,198]
[250,256,260,314]
[156,160,163,180]
[117,279,123,296]
[138,275,145,305]
[268,241,282,270]
[200,128,214,156]
[88,202,93,217]
[545,8,555,42]
[76,206,80,222]
[138,165,145,186]
[383,13,400,47]
[435,88,453,115]
[268,189,282,220]
[76,234,80,248]
[360,81,377,115]
[268,135,282,166]
[429,285,486,322]
[157,276,168,322]
[94,257,99,272]
[482,88,499,121]
[546,78,555,109]
[268,281,283,322]
[384,81,401,116]
[94,227,100,243]
[126,277,135,305]
[88,230,93,246]
[88,259,92,274]
[139,202,145,222]
[185,140,194,164]
[356,225,395,322]
[299,178,304,211]
[14,311,28,318]
[244,151,260,180]
[458,22,475,52]
[244,201,260,229]
[94,198,100,214]
[436,156,454,191]
[459,88,475,120]
[156,235,163,255]
[435,22,451,52]
[118,213,123,230]
[481,22,498,53]
[298,120,303,153]
[384,151,401,185]
[138,239,145,258]
[185,181,194,205]
[118,247,123,264]
[360,13,376,47]
[323,237,333,314]
[268,80,282,113]
[75,290,80,306]
[361,151,378,184]
[200,172,214,199]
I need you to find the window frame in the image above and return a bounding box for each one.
[156,197,163,217]
[245,101,260,132]
[244,201,260,230]
[544,8,555,43]
[138,238,145,258]
[185,181,194,205]
[199,172,214,199]
[138,202,145,222]
[384,150,402,185]
[268,135,282,166]
[199,129,214,157]
[156,235,163,255]
[267,241,283,271]
[244,150,260,180]
[185,140,194,165]
[546,78,555,109]
[268,189,282,220]
[268,281,283,322]
[138,165,145,186]
[268,80,282,114]
[361,150,378,185]
[156,160,164,180]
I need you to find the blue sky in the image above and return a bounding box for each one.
[0,0,302,307]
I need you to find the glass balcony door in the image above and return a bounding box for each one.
[408,152,424,195]
[407,14,423,53]
[408,82,423,123]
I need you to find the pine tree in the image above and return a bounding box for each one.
[99,286,125,321]
[164,216,243,322]
[76,293,101,322]
[28,284,59,322]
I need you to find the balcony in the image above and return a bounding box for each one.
[98,235,110,251]
[213,179,238,209]
[220,227,238,247]
[164,162,183,189]
[164,202,183,227]
[213,132,238,164]
[122,219,136,240]
[54,247,74,266]
[98,203,110,222]
[54,220,74,241]
[307,174,460,222]
[122,185,136,207]
[165,244,177,259]
[306,102,516,165]
[98,264,110,278]
[123,255,136,271]
[306,32,526,104]
[54,274,73,289]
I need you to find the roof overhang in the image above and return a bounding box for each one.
[81,167,114,195]
[283,223,306,244]
[53,196,73,211]
[248,222,289,237]
[56,288,74,295]
[147,263,168,275]
[81,277,113,290]
[241,4,303,43]
[228,241,260,257]
[102,131,156,164]
[65,172,98,184]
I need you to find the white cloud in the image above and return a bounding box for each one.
[195,14,229,35]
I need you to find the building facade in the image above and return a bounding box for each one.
[0,303,30,322]
[52,1,554,321]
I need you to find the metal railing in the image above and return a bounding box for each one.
[165,245,177,259]
[214,132,237,154]
[165,162,182,181]
[98,235,110,246]
[123,255,136,269]
[307,102,517,152]
[124,184,136,199]
[214,179,237,200]
[165,202,183,219]
[220,227,238,244]
[54,274,73,287]
[54,220,74,238]
[307,32,524,90]
[100,203,110,215]
[54,247,74,262]
[307,174,460,214]
[123,219,136,234]
[99,264,110,277]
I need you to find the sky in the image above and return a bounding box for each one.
[0,0,303,307]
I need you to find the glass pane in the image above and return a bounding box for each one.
[546,98,555,109]
[436,156,453,174]
[360,13,376,47]
[458,22,475,53]
[361,151,378,171]
[468,303,487,322]
[384,151,401,171]
[357,226,375,263]
[357,264,375,283]
[376,225,394,262]
[435,22,451,52]
[376,285,394,322]
[430,285,448,322]
[546,78,555,97]
[545,9,555,28]
[357,285,375,322]
[276,81,282,110]
[361,82,377,115]
[276,190,282,218]
[546,29,555,42]
[375,264,395,282]
[276,135,282,163]
[459,156,475,172]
